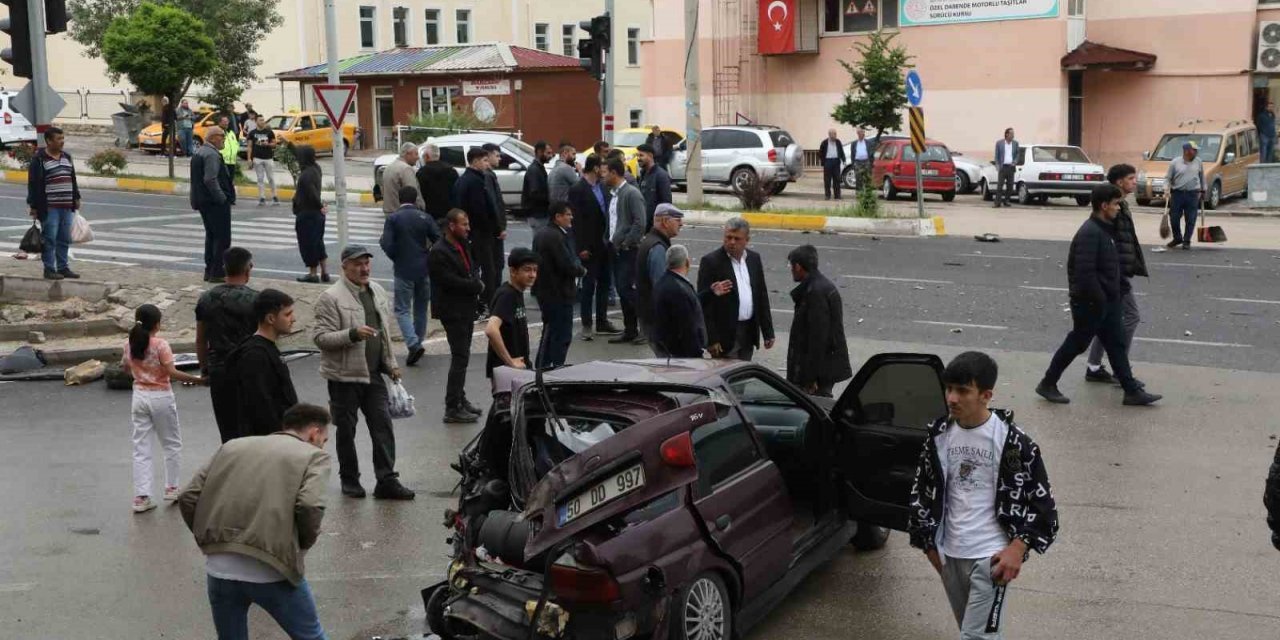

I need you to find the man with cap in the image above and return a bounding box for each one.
[637,203,684,355]
[1164,141,1206,250]
[312,245,415,500]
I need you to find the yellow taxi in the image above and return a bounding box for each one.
[263,111,357,156]
[613,126,684,174]
[137,109,219,154]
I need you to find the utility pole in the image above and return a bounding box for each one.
[324,0,350,249]
[28,0,50,129]
[684,0,702,206]
[604,0,615,144]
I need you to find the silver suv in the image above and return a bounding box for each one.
[373,132,544,210]
[669,125,804,193]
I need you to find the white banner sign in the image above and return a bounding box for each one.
[901,0,1059,27]
[462,79,511,96]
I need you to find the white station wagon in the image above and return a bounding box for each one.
[979,144,1106,206]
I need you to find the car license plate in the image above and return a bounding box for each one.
[922,169,939,176]
[1065,174,1082,180]
[557,464,646,526]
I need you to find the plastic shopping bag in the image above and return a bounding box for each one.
[71,213,94,244]
[19,223,42,253]
[387,379,416,419]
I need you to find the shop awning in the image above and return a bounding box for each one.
[1061,41,1157,71]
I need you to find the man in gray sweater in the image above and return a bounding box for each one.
[548,142,580,203]
[381,143,424,214]
[604,157,647,343]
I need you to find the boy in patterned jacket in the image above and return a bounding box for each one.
[908,351,1059,639]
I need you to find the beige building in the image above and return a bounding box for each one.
[11,0,651,131]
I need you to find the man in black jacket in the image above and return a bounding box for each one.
[785,245,851,397]
[27,126,82,280]
[1083,164,1147,383]
[453,148,501,317]
[522,140,553,232]
[190,126,236,282]
[637,204,683,352]
[483,143,509,312]
[195,247,257,442]
[227,289,298,437]
[652,245,707,358]
[380,186,442,366]
[636,143,672,230]
[817,129,847,200]
[698,217,774,362]
[568,155,622,340]
[415,143,457,220]
[1036,184,1161,406]
[1267,441,1280,551]
[427,209,486,423]
[644,126,670,169]
[533,201,586,368]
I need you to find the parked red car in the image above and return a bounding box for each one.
[873,137,957,202]
[424,354,947,640]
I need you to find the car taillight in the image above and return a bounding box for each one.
[1039,172,1058,180]
[550,554,622,604]
[660,432,695,467]
[768,148,777,162]
[1086,174,1103,181]
[3,112,10,125]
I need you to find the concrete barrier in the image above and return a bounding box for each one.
[0,275,117,302]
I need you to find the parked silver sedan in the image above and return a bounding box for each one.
[372,133,543,211]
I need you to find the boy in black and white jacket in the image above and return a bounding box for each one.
[908,351,1059,639]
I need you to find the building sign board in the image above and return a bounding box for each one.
[900,0,1059,27]
[462,79,511,96]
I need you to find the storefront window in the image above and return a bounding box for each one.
[419,86,458,115]
[825,0,898,33]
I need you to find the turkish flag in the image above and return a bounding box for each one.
[758,0,796,55]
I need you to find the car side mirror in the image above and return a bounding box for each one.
[1142,151,1151,160]
[1224,152,1236,164]
[508,162,525,172]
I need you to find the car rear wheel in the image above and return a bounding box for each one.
[1017,182,1033,205]
[941,191,956,202]
[882,177,898,200]
[1136,197,1152,207]
[852,522,890,551]
[1205,181,1222,210]
[980,179,993,201]
[955,172,970,194]
[672,572,732,640]
[1076,195,1090,207]
[771,182,786,195]
[730,167,757,194]
[842,165,858,190]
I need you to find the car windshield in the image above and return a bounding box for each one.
[266,116,295,130]
[615,131,650,147]
[769,130,795,147]
[1153,134,1222,161]
[1032,146,1090,163]
[502,138,536,158]
[903,144,951,162]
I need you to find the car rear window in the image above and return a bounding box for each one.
[768,130,795,148]
[1032,146,1090,163]
[903,145,951,162]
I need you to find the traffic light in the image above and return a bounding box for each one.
[46,0,68,34]
[0,0,32,79]
[577,14,610,82]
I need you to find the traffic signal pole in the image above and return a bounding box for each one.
[27,0,50,130]
[684,0,702,206]
[604,0,614,144]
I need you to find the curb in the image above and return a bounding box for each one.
[1,170,378,206]
[683,209,946,236]
[35,341,199,367]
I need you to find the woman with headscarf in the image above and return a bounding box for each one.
[292,145,330,283]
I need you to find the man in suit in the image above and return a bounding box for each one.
[994,127,1020,208]
[697,217,775,362]
[850,129,876,191]
[569,155,622,341]
[416,143,457,221]
[818,128,847,200]
[785,245,852,397]
[652,245,707,358]
[637,204,684,353]
[428,209,486,423]
[533,201,586,368]
[604,157,647,344]
[522,140,553,232]
[645,126,670,169]
[453,148,501,318]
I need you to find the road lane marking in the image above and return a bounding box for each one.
[1019,286,1067,292]
[0,582,36,593]
[914,320,1009,330]
[0,243,188,262]
[844,275,953,284]
[92,231,296,252]
[1210,297,1280,305]
[1151,262,1255,270]
[1135,337,1252,348]
[958,253,1044,260]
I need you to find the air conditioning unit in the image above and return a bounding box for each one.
[1258,21,1280,72]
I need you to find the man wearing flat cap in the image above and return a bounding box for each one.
[637,203,685,354]
[312,245,415,501]
[1164,140,1205,250]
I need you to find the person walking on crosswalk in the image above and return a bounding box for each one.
[248,114,279,207]
[191,126,236,282]
[292,145,330,283]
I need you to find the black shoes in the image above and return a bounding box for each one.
[608,333,638,344]
[1166,239,1180,249]
[1123,389,1162,406]
[595,321,623,335]
[59,268,80,279]
[297,274,320,283]
[444,407,479,423]
[1085,366,1115,383]
[462,399,484,416]
[205,276,226,284]
[43,269,64,280]
[1181,242,1191,250]
[406,346,426,366]
[1035,382,1070,404]
[373,479,416,500]
[341,478,366,498]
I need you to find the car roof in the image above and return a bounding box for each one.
[1165,119,1255,134]
[423,133,517,145]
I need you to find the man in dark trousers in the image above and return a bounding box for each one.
[416,143,457,221]
[637,143,672,230]
[637,204,684,353]
[993,128,1019,208]
[428,209,486,424]
[27,126,82,280]
[1083,164,1147,384]
[568,155,622,341]
[645,126,670,169]
[818,128,846,200]
[226,289,298,437]
[1267,436,1280,551]
[1035,184,1162,407]
[454,148,501,317]
[604,158,647,344]
[522,140,553,232]
[195,247,258,442]
[652,245,707,358]
[1257,101,1276,164]
[486,248,537,378]
[698,217,774,362]
[785,245,851,397]
[190,126,236,282]
[381,186,442,367]
[533,201,586,368]
[483,143,509,309]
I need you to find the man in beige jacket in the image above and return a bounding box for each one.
[380,143,425,214]
[313,245,414,500]
[178,403,332,639]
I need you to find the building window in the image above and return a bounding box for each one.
[359,6,376,48]
[425,9,440,45]
[392,6,409,47]
[420,86,458,115]
[629,109,643,128]
[534,23,549,52]
[627,27,640,65]
[823,0,899,34]
[562,24,576,57]
[456,9,472,44]
[1068,0,1085,16]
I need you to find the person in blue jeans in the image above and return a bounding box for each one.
[380,186,441,367]
[1164,141,1205,250]
[1257,101,1276,164]
[26,126,81,280]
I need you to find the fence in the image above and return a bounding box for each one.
[52,88,135,123]
[393,125,523,150]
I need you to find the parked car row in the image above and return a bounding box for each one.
[138,109,355,158]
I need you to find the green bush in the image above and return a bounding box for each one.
[403,109,484,144]
[88,148,129,176]
[8,142,35,169]
[855,181,879,218]
[275,142,300,183]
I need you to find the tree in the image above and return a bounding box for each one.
[70,0,283,105]
[831,32,913,140]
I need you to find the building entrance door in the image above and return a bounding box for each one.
[374,87,395,149]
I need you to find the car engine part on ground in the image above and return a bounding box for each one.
[64,359,106,386]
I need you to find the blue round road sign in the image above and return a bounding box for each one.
[906,70,923,107]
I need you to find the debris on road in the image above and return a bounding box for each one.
[27,331,46,344]
[951,328,963,333]
[1184,330,1193,337]
[64,359,106,386]
[973,233,1001,242]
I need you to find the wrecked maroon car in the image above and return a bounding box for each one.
[423,354,946,640]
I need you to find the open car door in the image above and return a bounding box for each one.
[831,353,946,530]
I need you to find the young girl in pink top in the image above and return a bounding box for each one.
[123,304,204,513]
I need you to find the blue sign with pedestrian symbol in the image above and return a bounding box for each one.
[906,70,923,107]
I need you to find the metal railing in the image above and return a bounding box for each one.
[52,88,135,122]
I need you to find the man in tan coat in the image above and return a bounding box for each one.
[380,143,425,214]
[178,403,332,639]
[312,245,414,500]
